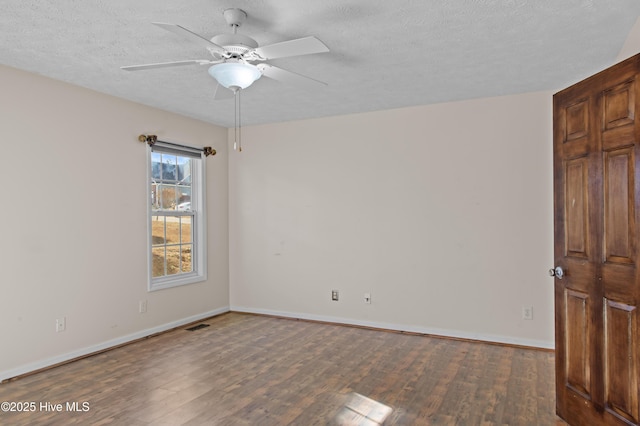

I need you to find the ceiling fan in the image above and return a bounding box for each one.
[121,8,330,99]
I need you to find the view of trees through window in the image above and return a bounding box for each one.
[151,152,194,278]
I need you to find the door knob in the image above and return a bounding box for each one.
[549,266,564,279]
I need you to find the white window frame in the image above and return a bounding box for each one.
[147,142,207,291]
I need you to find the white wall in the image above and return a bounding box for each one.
[0,65,229,380]
[617,16,640,61]
[229,91,556,348]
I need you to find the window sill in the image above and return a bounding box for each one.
[149,272,206,292]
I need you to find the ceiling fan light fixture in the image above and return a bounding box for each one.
[208,62,261,90]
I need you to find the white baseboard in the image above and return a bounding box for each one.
[230,305,555,350]
[0,307,230,382]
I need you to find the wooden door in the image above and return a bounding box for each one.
[554,53,640,425]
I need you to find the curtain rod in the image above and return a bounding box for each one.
[138,134,216,157]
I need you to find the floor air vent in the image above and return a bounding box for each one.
[185,323,210,331]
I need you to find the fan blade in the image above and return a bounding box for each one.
[121,60,217,71]
[213,83,234,100]
[152,22,226,55]
[253,36,329,60]
[257,63,327,87]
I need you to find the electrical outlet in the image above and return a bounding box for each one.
[56,317,66,332]
[139,300,147,314]
[364,292,371,304]
[331,290,339,301]
[522,306,533,320]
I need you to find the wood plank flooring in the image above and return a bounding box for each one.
[0,313,565,425]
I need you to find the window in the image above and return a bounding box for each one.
[148,141,206,290]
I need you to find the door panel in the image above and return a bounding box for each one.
[565,98,590,141]
[604,147,634,263]
[604,300,638,424]
[603,81,635,131]
[565,157,590,258]
[565,289,591,397]
[554,54,640,425]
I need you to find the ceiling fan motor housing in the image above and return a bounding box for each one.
[211,33,258,57]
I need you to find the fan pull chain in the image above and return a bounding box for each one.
[233,88,242,152]
[238,88,242,152]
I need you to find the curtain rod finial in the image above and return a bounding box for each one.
[203,147,216,156]
[138,134,157,145]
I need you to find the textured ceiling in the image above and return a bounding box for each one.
[1,0,639,128]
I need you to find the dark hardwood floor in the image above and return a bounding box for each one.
[0,312,565,425]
